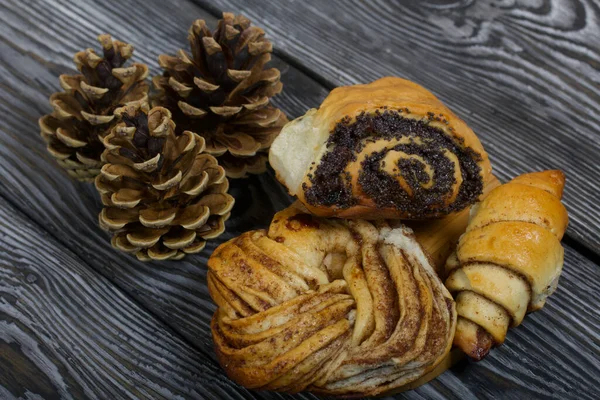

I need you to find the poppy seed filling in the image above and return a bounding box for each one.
[302,110,483,217]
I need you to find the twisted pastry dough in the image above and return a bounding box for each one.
[445,170,568,360]
[269,77,491,219]
[208,206,456,396]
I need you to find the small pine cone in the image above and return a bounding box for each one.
[95,103,235,261]
[153,12,288,179]
[39,34,149,181]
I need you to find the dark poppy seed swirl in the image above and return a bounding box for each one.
[303,110,483,218]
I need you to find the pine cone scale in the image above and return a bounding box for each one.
[100,207,138,230]
[76,151,104,167]
[194,76,220,92]
[100,163,140,180]
[163,229,197,250]
[139,207,178,228]
[45,145,70,160]
[111,188,143,208]
[197,215,228,239]
[218,132,260,156]
[55,127,87,147]
[153,170,182,190]
[199,193,235,215]
[242,96,269,110]
[80,111,115,125]
[210,106,242,116]
[227,69,252,82]
[112,234,139,253]
[178,101,208,118]
[181,173,209,196]
[79,80,109,100]
[168,76,193,97]
[176,204,210,229]
[127,226,169,248]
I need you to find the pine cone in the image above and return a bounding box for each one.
[95,103,234,261]
[39,34,149,181]
[153,13,288,178]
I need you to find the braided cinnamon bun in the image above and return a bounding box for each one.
[445,170,568,360]
[269,77,491,219]
[208,206,457,396]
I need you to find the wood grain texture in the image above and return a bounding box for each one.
[1,193,598,399]
[0,0,326,354]
[198,0,600,256]
[0,0,599,398]
[0,197,259,400]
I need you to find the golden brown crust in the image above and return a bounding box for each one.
[510,169,565,199]
[452,318,493,361]
[270,77,491,220]
[208,206,457,396]
[467,182,568,240]
[458,222,564,304]
[315,78,490,177]
[445,170,568,359]
[405,173,501,273]
[286,172,499,277]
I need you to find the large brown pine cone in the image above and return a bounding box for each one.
[39,34,149,181]
[95,103,234,261]
[153,13,288,178]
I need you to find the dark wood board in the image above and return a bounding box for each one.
[0,0,327,353]
[1,191,598,399]
[0,197,257,400]
[0,0,599,398]
[197,0,600,256]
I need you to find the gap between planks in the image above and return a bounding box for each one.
[191,0,600,267]
[188,0,338,91]
[0,187,223,370]
[0,196,262,399]
[0,0,327,361]
[2,0,596,396]
[190,0,600,264]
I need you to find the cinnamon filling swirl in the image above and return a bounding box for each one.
[207,206,457,396]
[303,110,483,218]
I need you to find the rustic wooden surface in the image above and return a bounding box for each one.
[0,0,599,399]
[200,0,600,256]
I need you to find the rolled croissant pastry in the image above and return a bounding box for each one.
[445,170,568,360]
[269,77,491,219]
[208,206,457,396]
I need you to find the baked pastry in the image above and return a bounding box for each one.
[445,170,568,360]
[406,173,500,274]
[269,77,491,219]
[207,206,457,396]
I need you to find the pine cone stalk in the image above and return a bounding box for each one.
[95,103,234,261]
[39,34,148,181]
[153,12,287,178]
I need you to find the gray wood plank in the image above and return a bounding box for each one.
[0,196,257,400]
[197,0,600,256]
[1,0,599,398]
[0,0,326,355]
[1,190,597,399]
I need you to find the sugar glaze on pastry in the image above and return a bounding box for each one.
[207,206,457,396]
[269,77,491,219]
[445,170,568,360]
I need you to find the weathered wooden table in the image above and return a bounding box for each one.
[1,0,599,399]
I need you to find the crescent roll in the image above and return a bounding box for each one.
[269,77,491,219]
[445,170,568,360]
